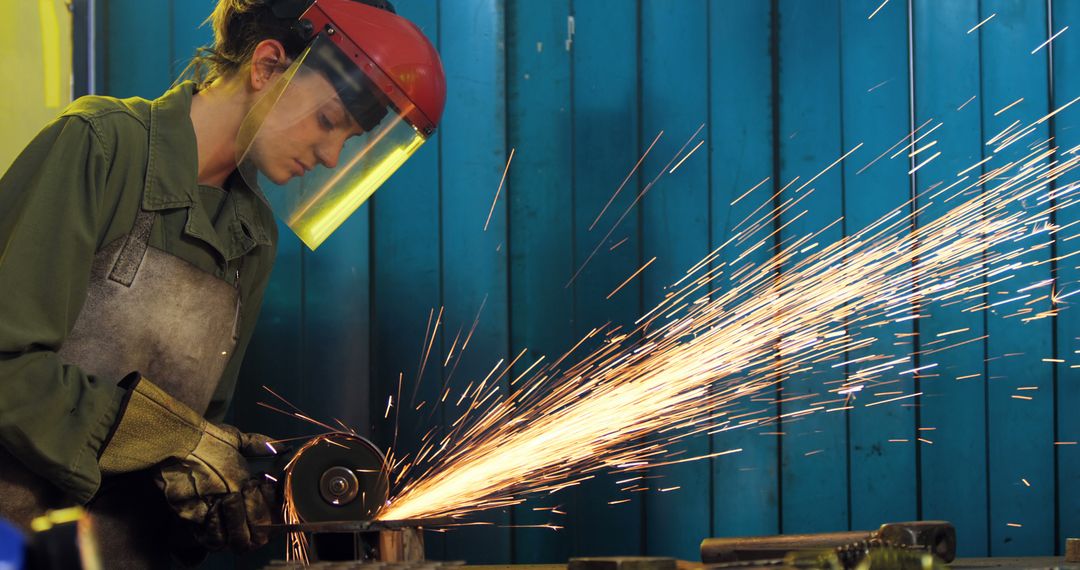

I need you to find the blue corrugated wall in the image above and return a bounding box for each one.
[96,0,1080,563]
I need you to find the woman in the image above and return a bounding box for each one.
[0,0,445,566]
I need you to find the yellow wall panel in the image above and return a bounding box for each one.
[0,0,72,172]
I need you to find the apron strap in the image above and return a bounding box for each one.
[108,209,156,287]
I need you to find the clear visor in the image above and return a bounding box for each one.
[237,35,427,250]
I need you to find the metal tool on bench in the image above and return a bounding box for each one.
[700,521,956,569]
[260,433,448,565]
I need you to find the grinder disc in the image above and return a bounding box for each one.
[287,434,390,522]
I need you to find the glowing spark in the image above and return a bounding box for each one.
[1022,478,1031,487]
[958,156,994,177]
[733,178,771,206]
[795,143,863,194]
[669,140,706,174]
[1007,523,1023,528]
[909,140,938,158]
[994,98,1024,117]
[865,392,922,407]
[1032,26,1068,54]
[590,130,664,231]
[610,237,630,251]
[607,257,657,300]
[867,79,892,93]
[909,152,941,175]
[867,0,889,20]
[484,148,515,232]
[967,13,996,34]
[958,95,978,111]
[1037,96,1080,125]
[1043,358,1065,363]
[858,119,933,175]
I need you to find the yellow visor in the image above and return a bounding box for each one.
[237,35,429,249]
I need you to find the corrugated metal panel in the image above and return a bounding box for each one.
[92,0,1080,563]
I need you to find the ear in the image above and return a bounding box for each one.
[249,39,289,91]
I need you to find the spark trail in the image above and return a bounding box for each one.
[376,114,1079,522]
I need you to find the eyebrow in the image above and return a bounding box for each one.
[328,95,364,135]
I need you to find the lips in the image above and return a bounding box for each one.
[292,159,309,177]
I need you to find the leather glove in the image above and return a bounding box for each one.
[185,476,277,551]
[98,375,278,551]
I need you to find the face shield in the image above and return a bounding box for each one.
[236,33,432,250]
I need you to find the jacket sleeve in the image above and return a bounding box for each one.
[0,115,126,503]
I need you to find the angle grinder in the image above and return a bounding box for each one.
[282,433,390,522]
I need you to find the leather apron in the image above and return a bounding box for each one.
[0,208,243,568]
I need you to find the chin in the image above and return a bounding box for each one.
[265,167,294,186]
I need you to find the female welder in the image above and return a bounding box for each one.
[0,0,444,566]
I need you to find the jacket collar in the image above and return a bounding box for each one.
[140,81,273,260]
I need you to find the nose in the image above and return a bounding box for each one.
[314,137,346,170]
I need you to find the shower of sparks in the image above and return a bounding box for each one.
[312,77,1080,536]
[484,148,515,232]
[1031,26,1069,55]
[967,13,996,34]
[368,97,1080,522]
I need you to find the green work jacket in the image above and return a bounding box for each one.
[0,82,277,503]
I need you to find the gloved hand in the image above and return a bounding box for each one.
[98,375,278,551]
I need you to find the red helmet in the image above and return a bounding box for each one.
[300,0,446,134]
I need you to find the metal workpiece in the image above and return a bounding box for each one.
[264,561,465,570]
[568,557,678,570]
[700,521,956,565]
[1067,539,1080,564]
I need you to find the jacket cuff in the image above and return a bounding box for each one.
[97,371,142,459]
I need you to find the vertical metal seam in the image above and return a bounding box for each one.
[1046,0,1061,555]
[907,0,923,522]
[704,0,716,541]
[368,189,377,437]
[836,0,852,531]
[636,0,647,554]
[568,0,578,555]
[977,0,992,555]
[89,0,96,94]
[435,0,446,560]
[770,0,784,535]
[102,0,109,94]
[168,0,175,81]
[501,0,515,559]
